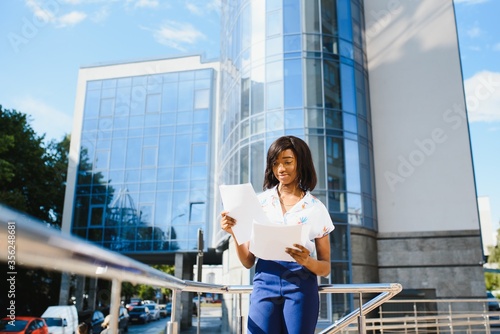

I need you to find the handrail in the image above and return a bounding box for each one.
[315,284,402,334]
[0,204,401,334]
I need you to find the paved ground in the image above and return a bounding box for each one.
[179,304,223,334]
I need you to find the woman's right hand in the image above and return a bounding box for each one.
[221,211,236,234]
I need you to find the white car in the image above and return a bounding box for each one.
[192,296,206,304]
[42,305,79,334]
[144,304,161,321]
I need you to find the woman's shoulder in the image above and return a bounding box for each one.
[257,187,277,198]
[304,191,325,205]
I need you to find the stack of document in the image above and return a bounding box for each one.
[219,183,309,262]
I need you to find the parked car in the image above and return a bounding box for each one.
[0,316,48,334]
[98,306,129,333]
[128,306,150,324]
[158,304,169,318]
[144,304,160,321]
[78,309,106,334]
[41,305,78,334]
[488,291,500,311]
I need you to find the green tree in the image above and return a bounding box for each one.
[0,105,70,314]
[138,285,156,300]
[122,265,175,302]
[0,105,68,226]
[44,135,71,226]
[486,228,500,291]
[122,282,139,303]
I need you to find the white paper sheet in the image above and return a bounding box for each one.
[219,183,270,245]
[249,222,310,262]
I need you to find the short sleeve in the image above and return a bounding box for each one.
[308,198,335,239]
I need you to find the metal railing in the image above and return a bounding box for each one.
[338,298,500,333]
[0,205,401,333]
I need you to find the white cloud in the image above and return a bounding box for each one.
[124,0,159,9]
[134,0,159,8]
[56,11,87,27]
[466,24,482,38]
[186,3,203,16]
[145,21,206,51]
[186,0,220,16]
[26,0,56,23]
[25,0,86,28]
[493,43,500,52]
[464,71,500,123]
[13,96,73,142]
[90,6,109,22]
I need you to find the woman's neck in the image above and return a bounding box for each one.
[278,182,302,197]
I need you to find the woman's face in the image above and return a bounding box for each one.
[272,149,298,186]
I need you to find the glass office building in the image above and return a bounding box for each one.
[69,61,217,255]
[217,0,375,317]
[63,0,483,328]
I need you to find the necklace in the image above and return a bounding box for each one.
[278,187,304,208]
[279,198,297,207]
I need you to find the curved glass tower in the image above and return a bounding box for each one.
[218,0,376,318]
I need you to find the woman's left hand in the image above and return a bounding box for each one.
[285,244,310,266]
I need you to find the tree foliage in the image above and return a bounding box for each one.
[0,105,70,315]
[0,105,69,226]
[486,228,500,291]
[121,264,175,303]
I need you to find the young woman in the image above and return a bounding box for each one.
[221,135,334,334]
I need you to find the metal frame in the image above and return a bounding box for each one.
[0,205,401,334]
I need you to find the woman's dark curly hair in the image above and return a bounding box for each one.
[263,136,317,191]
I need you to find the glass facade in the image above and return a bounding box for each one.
[71,68,215,253]
[219,0,376,319]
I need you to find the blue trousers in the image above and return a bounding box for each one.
[248,259,319,334]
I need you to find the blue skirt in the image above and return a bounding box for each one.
[248,259,319,334]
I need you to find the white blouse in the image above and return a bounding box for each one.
[257,186,335,255]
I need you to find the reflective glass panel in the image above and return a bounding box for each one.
[344,139,361,193]
[266,81,283,110]
[284,0,300,34]
[304,59,323,108]
[284,59,303,108]
[146,94,161,113]
[267,10,282,37]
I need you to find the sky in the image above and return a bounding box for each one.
[0,0,499,230]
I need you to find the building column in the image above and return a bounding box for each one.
[74,275,85,311]
[174,253,195,330]
[59,272,71,305]
[86,277,98,310]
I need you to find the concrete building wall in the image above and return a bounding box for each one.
[364,0,484,298]
[365,0,479,234]
[350,226,379,283]
[378,230,484,297]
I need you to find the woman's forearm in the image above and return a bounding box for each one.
[303,257,331,277]
[234,240,255,268]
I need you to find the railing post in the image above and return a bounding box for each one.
[167,289,179,334]
[448,302,453,334]
[109,278,121,334]
[358,292,366,334]
[237,292,243,334]
[379,305,384,334]
[413,302,419,334]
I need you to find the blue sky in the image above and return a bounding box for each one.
[0,0,499,230]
